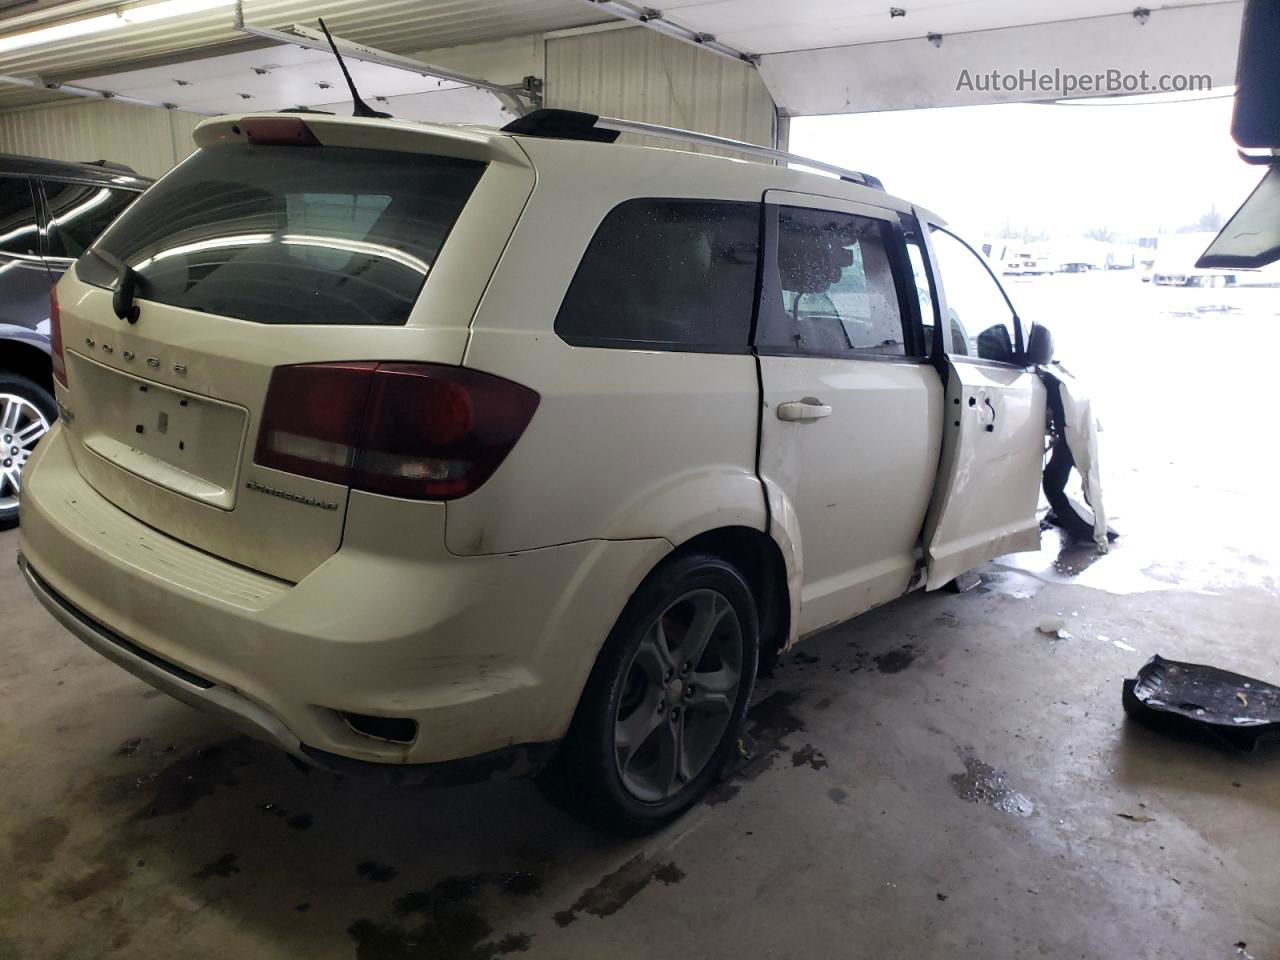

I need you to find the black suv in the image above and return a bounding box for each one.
[0,154,151,528]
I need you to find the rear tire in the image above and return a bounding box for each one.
[542,553,759,833]
[0,373,56,531]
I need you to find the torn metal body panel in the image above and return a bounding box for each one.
[1124,655,1280,751]
[1039,363,1109,553]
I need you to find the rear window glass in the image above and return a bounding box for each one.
[555,199,759,352]
[77,144,485,326]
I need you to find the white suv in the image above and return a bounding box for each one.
[18,109,1055,830]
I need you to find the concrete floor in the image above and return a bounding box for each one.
[3,273,1280,959]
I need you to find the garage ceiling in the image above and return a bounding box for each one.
[0,0,610,109]
[0,0,1245,114]
[74,43,514,122]
[633,0,1237,55]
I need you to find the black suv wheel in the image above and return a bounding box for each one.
[0,373,55,530]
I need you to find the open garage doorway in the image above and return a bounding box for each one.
[793,93,1280,596]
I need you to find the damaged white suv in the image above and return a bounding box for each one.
[18,109,1076,830]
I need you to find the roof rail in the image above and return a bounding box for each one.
[79,159,139,174]
[501,109,883,189]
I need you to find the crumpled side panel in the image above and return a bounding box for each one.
[1041,364,1109,553]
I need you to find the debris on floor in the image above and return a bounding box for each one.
[1123,655,1280,750]
[1115,812,1156,823]
[1038,616,1071,640]
[948,570,982,593]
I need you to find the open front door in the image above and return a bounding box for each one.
[920,221,1046,589]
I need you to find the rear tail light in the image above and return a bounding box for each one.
[50,285,66,387]
[255,362,539,501]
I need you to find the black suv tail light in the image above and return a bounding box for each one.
[255,362,539,501]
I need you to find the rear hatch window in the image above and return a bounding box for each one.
[76,143,485,326]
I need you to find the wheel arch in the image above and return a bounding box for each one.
[565,522,795,744]
[667,525,792,673]
[0,337,54,396]
[597,467,801,662]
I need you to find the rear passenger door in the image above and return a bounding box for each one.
[919,222,1047,588]
[0,175,55,334]
[755,192,944,636]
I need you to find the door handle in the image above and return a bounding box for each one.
[777,399,832,422]
[983,397,997,432]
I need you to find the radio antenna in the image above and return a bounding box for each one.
[317,17,392,119]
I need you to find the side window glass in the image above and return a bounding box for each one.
[555,199,759,351]
[904,235,936,356]
[0,176,39,256]
[759,207,906,358]
[43,182,136,259]
[928,226,1020,362]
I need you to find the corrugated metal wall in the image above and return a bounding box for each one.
[546,27,775,151]
[0,25,775,174]
[0,99,202,178]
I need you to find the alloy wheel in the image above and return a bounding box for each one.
[613,588,744,802]
[0,392,51,512]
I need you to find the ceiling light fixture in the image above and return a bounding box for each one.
[119,0,233,24]
[0,14,124,54]
[0,0,232,55]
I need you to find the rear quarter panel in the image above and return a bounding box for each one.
[453,138,769,557]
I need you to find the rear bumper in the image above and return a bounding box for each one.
[19,560,561,782]
[20,554,302,756]
[18,426,669,767]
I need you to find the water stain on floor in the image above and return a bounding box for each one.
[949,751,1035,818]
[652,863,685,884]
[746,690,806,750]
[8,816,69,865]
[792,744,829,770]
[53,861,128,903]
[707,689,819,804]
[703,781,740,806]
[554,854,685,927]
[357,861,399,883]
[348,871,539,960]
[94,738,257,821]
[192,852,240,880]
[874,645,916,674]
[116,737,146,757]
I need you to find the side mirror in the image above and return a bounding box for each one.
[1025,323,1054,366]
